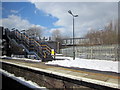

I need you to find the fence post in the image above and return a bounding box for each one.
[91,47,93,59]
[115,44,119,61]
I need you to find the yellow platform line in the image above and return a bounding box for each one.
[48,65,120,79]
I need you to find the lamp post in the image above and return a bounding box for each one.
[68,10,78,60]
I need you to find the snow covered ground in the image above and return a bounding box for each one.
[46,57,119,73]
[0,69,47,89]
[0,56,41,62]
[0,55,119,73]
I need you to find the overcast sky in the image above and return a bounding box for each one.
[1,1,118,37]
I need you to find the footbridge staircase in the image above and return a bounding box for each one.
[1,27,55,61]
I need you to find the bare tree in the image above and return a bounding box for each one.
[26,25,43,40]
[52,29,62,41]
[85,20,118,45]
[51,29,65,50]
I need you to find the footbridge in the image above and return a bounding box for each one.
[1,27,56,61]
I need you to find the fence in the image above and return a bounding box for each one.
[60,44,119,61]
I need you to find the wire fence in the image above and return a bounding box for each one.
[60,44,119,61]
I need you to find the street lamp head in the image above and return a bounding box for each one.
[68,10,78,17]
[74,15,78,17]
[68,10,73,15]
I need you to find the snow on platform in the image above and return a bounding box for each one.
[0,56,41,62]
[46,57,119,73]
[0,69,47,89]
[1,55,119,73]
[1,58,119,89]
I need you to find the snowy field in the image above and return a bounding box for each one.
[46,56,119,73]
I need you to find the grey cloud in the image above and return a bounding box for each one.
[33,2,117,37]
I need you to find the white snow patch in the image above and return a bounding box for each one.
[55,54,64,56]
[0,56,7,58]
[0,69,47,89]
[0,56,41,62]
[12,57,42,62]
[46,57,119,73]
[55,56,71,60]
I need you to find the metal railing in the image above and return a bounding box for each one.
[60,44,119,61]
[10,29,53,60]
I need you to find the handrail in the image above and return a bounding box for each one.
[43,52,46,58]
[41,44,52,50]
[5,30,42,59]
[42,48,51,53]
[8,29,53,60]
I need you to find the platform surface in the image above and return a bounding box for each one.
[0,58,120,89]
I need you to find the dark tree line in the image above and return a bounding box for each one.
[85,20,118,45]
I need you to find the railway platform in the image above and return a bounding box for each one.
[0,58,119,89]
